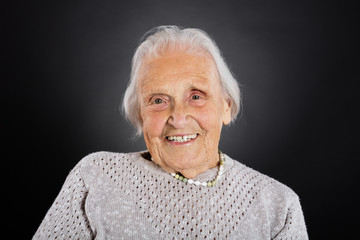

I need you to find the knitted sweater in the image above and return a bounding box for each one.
[33,151,308,239]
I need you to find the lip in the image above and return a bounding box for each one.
[165,133,199,145]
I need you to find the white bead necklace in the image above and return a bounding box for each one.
[169,151,225,187]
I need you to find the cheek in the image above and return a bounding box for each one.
[194,104,223,133]
[142,110,169,138]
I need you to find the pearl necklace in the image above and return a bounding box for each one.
[170,151,225,187]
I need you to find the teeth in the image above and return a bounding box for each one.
[167,134,197,142]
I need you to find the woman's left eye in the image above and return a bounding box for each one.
[191,95,201,100]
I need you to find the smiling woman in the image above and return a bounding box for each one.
[139,50,231,179]
[33,26,308,239]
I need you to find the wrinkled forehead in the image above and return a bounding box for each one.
[138,49,220,90]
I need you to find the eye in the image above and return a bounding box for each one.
[191,95,201,100]
[154,98,164,104]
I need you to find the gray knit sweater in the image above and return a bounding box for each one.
[33,151,308,239]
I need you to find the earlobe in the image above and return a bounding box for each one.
[222,99,232,125]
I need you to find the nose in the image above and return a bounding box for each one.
[167,103,190,129]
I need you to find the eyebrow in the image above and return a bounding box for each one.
[144,87,171,96]
[189,81,209,92]
[141,75,210,95]
[147,84,207,94]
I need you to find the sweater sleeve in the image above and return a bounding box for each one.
[272,194,308,240]
[33,164,94,240]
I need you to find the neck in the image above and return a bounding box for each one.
[178,160,219,179]
[146,150,221,179]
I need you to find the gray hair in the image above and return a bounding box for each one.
[122,25,241,136]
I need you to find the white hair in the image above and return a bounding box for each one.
[122,25,241,136]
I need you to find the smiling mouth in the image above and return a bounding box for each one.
[165,134,198,143]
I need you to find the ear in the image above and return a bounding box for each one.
[222,98,232,125]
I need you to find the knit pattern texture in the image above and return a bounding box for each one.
[33,151,308,239]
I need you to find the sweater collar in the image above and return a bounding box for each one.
[133,151,234,183]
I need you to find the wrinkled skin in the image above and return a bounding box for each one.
[138,49,231,179]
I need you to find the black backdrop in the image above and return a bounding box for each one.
[3,0,358,239]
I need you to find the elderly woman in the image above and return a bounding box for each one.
[34,26,308,239]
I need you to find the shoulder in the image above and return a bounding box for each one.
[76,151,143,167]
[227,155,300,206]
[226,156,307,238]
[227,156,304,231]
[73,151,144,187]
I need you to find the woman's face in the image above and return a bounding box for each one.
[138,50,231,178]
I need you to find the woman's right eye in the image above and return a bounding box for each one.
[154,98,164,104]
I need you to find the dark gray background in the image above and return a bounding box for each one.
[3,0,358,239]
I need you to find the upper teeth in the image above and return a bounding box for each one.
[167,134,197,142]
